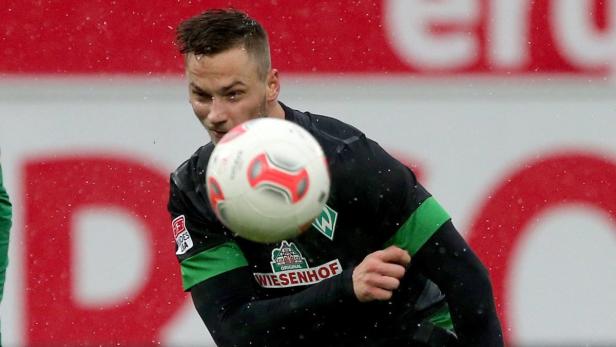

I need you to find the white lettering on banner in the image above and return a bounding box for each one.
[384,0,480,70]
[489,0,531,69]
[383,0,615,73]
[253,259,342,288]
[552,0,616,68]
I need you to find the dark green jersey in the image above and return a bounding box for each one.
[168,103,502,346]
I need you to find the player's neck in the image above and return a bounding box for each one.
[267,101,285,119]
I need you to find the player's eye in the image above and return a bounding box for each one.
[227,90,244,101]
[193,90,212,102]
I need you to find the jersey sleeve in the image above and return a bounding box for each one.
[167,172,248,291]
[414,221,504,345]
[343,136,451,255]
[349,138,503,345]
[190,265,357,346]
[383,186,452,255]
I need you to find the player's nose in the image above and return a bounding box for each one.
[207,97,228,124]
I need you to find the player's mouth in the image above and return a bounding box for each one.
[210,129,227,142]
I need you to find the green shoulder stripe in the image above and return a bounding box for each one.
[385,196,450,255]
[428,304,454,332]
[180,241,248,291]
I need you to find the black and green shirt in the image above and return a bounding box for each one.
[168,103,502,347]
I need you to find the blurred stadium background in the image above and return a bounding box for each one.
[1,1,615,346]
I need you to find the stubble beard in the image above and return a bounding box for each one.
[256,94,269,119]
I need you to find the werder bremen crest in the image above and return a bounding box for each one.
[271,241,309,272]
[312,204,338,240]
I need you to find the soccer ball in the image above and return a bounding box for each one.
[205,117,330,243]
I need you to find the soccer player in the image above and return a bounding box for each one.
[168,9,503,346]
[0,153,12,344]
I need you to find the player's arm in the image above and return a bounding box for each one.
[360,138,503,346]
[413,220,503,346]
[190,266,356,346]
[382,189,503,345]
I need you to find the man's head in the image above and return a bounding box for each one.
[176,9,283,144]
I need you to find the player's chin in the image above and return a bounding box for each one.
[210,130,226,144]
[298,221,312,235]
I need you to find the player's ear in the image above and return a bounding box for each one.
[266,69,280,102]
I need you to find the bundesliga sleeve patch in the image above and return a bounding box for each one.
[172,215,193,255]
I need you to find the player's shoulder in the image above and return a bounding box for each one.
[282,102,367,152]
[170,143,214,192]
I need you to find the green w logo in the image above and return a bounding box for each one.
[312,204,338,240]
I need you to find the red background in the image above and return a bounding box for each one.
[1,0,610,75]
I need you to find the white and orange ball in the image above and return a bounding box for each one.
[206,117,330,243]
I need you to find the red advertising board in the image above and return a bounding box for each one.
[1,0,614,75]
